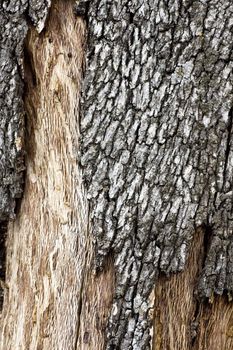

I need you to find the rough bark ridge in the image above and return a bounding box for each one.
[81,1,233,348]
[0,0,51,222]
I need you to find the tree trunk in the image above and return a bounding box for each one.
[1,1,233,349]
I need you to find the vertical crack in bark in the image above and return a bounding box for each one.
[81,1,233,348]
[74,0,90,21]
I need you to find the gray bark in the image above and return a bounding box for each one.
[81,1,233,348]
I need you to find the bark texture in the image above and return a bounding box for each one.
[1,1,233,349]
[81,1,233,348]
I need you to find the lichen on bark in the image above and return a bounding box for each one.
[81,1,233,348]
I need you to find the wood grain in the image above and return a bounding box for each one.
[0,2,114,349]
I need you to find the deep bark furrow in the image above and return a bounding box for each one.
[81,1,233,348]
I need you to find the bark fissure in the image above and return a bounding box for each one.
[223,107,233,187]
[74,278,84,350]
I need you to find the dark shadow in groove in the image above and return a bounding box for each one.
[223,106,233,186]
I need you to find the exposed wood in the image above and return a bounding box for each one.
[1,1,233,349]
[193,296,233,350]
[153,228,233,350]
[0,0,51,222]
[0,1,116,349]
[0,2,92,349]
[0,0,51,311]
[76,255,115,350]
[153,229,204,350]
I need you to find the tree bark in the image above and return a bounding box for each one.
[81,0,233,348]
[1,0,233,349]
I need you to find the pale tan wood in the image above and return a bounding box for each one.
[193,296,233,350]
[0,2,115,349]
[153,230,203,350]
[0,2,112,349]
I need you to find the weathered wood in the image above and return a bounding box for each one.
[0,0,50,222]
[0,2,90,348]
[0,0,51,309]
[0,2,115,349]
[1,1,233,349]
[76,255,115,349]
